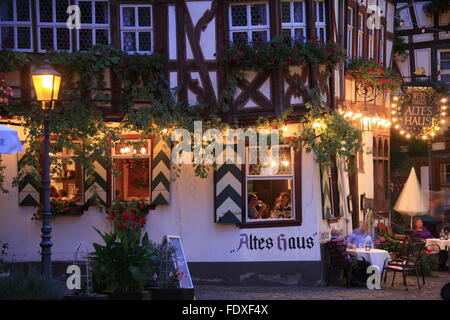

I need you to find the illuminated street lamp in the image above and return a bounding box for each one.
[31,60,62,279]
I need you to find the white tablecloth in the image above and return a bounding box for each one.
[347,248,391,272]
[425,238,450,251]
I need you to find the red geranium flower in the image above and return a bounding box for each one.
[118,222,126,230]
[106,215,114,221]
[122,212,132,220]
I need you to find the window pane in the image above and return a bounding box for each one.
[317,1,324,22]
[122,7,135,27]
[138,6,151,27]
[247,180,293,220]
[294,28,304,42]
[79,1,92,24]
[50,159,83,204]
[138,31,151,52]
[95,29,108,45]
[56,27,70,50]
[293,1,304,23]
[347,8,353,25]
[40,27,53,49]
[17,0,31,21]
[0,0,13,21]
[281,2,291,23]
[252,30,268,42]
[282,28,292,44]
[55,0,69,23]
[123,32,136,51]
[79,29,92,51]
[232,31,248,43]
[39,0,53,23]
[114,159,150,201]
[17,26,31,49]
[231,5,247,27]
[95,1,109,24]
[1,26,14,49]
[249,146,292,176]
[441,52,450,60]
[251,4,267,26]
[441,59,450,70]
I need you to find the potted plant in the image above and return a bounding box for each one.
[145,242,195,300]
[374,235,401,258]
[90,200,154,300]
[31,198,83,221]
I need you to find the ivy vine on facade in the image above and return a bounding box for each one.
[0,39,367,198]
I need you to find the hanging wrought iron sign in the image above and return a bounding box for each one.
[392,85,448,140]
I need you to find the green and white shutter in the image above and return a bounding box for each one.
[151,137,171,205]
[84,160,108,207]
[17,149,40,206]
[214,146,243,224]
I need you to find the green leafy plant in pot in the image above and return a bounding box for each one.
[90,202,155,299]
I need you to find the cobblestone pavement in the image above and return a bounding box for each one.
[195,271,450,300]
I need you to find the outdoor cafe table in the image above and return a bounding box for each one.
[347,248,391,272]
[425,238,450,251]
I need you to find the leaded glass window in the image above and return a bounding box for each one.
[37,0,71,52]
[76,0,110,51]
[281,0,306,45]
[314,0,327,41]
[229,2,270,44]
[0,0,32,52]
[120,5,153,54]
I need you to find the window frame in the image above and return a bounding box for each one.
[346,6,354,59]
[75,0,111,51]
[48,140,85,205]
[368,14,375,60]
[438,49,450,93]
[281,0,307,44]
[0,0,33,52]
[111,138,152,203]
[228,1,271,44]
[36,0,72,53]
[379,26,385,65]
[240,145,302,229]
[314,0,327,41]
[357,12,364,57]
[119,4,154,54]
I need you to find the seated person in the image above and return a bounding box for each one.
[410,218,434,240]
[328,229,356,266]
[273,192,292,212]
[248,194,267,220]
[347,222,373,248]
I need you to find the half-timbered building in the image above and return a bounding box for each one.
[394,1,450,212]
[0,0,397,285]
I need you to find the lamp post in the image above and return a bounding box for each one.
[31,60,62,279]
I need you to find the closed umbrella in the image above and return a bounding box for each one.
[0,125,23,154]
[393,167,427,227]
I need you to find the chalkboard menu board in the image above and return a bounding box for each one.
[165,235,193,289]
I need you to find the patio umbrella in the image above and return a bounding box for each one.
[393,167,427,228]
[0,125,23,154]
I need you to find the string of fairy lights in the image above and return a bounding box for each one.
[391,95,449,140]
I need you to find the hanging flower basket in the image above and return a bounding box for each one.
[347,58,402,93]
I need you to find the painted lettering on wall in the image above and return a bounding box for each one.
[231,232,317,253]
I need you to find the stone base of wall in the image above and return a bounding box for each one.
[188,261,324,286]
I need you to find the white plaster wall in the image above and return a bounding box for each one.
[0,129,323,263]
[357,131,374,222]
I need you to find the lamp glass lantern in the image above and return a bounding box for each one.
[32,61,62,109]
